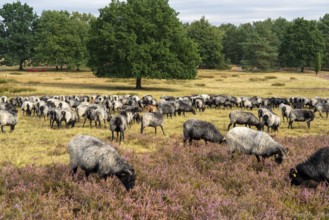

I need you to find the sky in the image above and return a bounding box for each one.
[1,0,329,26]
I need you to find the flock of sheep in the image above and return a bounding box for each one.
[0,94,329,191]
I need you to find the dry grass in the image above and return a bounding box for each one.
[1,67,329,218]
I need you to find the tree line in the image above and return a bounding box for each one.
[0,1,328,88]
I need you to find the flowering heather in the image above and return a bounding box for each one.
[0,135,328,219]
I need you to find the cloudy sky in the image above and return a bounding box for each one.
[3,0,329,26]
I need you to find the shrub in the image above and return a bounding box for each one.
[271,83,285,86]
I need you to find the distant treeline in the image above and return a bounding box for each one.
[0,1,328,74]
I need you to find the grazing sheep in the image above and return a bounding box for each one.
[0,110,18,132]
[226,127,287,164]
[109,114,128,143]
[314,103,329,118]
[261,112,280,132]
[258,106,273,120]
[175,100,196,116]
[68,135,136,191]
[141,112,165,135]
[60,108,77,128]
[183,119,224,145]
[289,147,329,188]
[228,110,262,131]
[288,109,315,129]
[158,101,176,118]
[279,103,292,122]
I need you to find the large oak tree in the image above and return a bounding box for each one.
[87,0,200,89]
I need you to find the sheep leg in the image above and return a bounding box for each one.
[154,127,157,134]
[319,113,323,118]
[307,121,311,129]
[255,155,261,163]
[183,136,188,146]
[1,126,4,133]
[111,131,115,141]
[83,118,87,127]
[141,125,144,134]
[85,172,90,178]
[189,138,193,146]
[160,125,165,135]
[10,125,15,132]
[72,167,78,176]
[227,123,232,130]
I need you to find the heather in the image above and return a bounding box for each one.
[1,68,329,218]
[1,135,329,219]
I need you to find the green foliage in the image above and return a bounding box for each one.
[279,18,324,71]
[186,16,225,69]
[318,14,329,69]
[33,11,93,70]
[87,0,201,88]
[0,2,37,70]
[315,52,322,75]
[240,20,279,70]
[220,23,243,65]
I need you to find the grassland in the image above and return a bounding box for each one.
[0,67,329,219]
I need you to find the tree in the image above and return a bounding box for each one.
[279,18,324,72]
[186,16,225,69]
[0,2,37,70]
[220,23,242,65]
[318,14,329,69]
[315,52,322,75]
[33,11,92,70]
[87,0,200,89]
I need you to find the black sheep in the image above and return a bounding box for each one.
[183,119,224,145]
[289,147,329,187]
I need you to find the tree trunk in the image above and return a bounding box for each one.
[56,66,59,71]
[135,78,142,89]
[301,66,304,72]
[19,59,24,71]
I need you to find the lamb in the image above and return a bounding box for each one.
[289,147,329,188]
[226,127,287,164]
[228,110,262,131]
[183,119,224,145]
[68,135,136,191]
[261,111,280,132]
[141,112,165,135]
[288,109,315,129]
[0,109,18,132]
[313,103,329,118]
[109,114,128,143]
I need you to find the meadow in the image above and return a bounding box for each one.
[0,67,329,219]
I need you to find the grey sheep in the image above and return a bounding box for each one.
[279,103,292,122]
[288,109,315,129]
[226,127,287,164]
[109,114,128,143]
[261,111,280,132]
[158,101,176,118]
[314,103,329,118]
[183,119,224,145]
[141,112,165,135]
[68,135,136,191]
[0,109,18,132]
[228,110,262,131]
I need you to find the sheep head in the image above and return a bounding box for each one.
[116,167,136,191]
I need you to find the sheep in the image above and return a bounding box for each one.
[60,108,77,128]
[313,103,329,118]
[144,104,158,112]
[158,101,176,118]
[183,119,224,145]
[228,110,262,131]
[258,106,273,120]
[289,147,329,188]
[226,127,287,164]
[279,103,292,122]
[141,112,165,135]
[0,109,18,132]
[193,98,206,112]
[288,109,315,129]
[68,135,136,191]
[109,114,128,143]
[175,100,196,116]
[261,111,280,132]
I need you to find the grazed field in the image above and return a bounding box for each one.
[0,67,329,219]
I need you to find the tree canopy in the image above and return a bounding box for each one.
[0,1,37,69]
[87,0,201,89]
[279,18,324,72]
[186,16,225,69]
